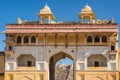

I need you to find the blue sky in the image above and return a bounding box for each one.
[0,0,120,51]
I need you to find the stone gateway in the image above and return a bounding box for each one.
[4,4,119,80]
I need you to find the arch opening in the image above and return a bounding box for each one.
[49,52,74,80]
[17,54,35,67]
[17,36,21,43]
[94,35,100,42]
[87,54,107,67]
[87,35,92,42]
[24,36,29,43]
[31,36,36,43]
[102,35,107,42]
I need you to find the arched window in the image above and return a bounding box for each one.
[17,36,21,43]
[24,36,29,43]
[102,35,107,42]
[94,35,99,42]
[31,36,36,43]
[87,36,92,42]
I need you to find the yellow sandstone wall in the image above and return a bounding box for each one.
[0,75,4,80]
[76,71,119,80]
[0,53,4,80]
[0,54,4,73]
[5,71,47,80]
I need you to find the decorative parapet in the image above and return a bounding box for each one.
[108,37,118,42]
[109,50,117,54]
[4,37,15,44]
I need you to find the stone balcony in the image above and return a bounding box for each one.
[4,37,15,44]
[5,50,14,58]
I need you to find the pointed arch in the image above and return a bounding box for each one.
[94,35,99,42]
[49,51,74,63]
[68,34,76,45]
[87,35,92,42]
[47,34,55,45]
[24,36,29,43]
[17,36,21,43]
[57,35,65,45]
[49,51,74,80]
[102,35,107,42]
[31,36,36,43]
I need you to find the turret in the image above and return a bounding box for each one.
[37,4,55,24]
[78,4,95,23]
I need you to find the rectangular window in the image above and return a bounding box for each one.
[10,35,13,37]
[9,46,13,50]
[27,61,32,67]
[94,61,99,67]
[111,46,115,50]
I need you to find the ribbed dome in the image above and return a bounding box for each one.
[40,4,52,14]
[81,4,92,13]
[37,4,55,23]
[78,4,95,22]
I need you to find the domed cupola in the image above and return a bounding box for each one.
[78,4,95,23]
[37,4,55,24]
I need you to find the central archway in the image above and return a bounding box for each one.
[49,51,74,80]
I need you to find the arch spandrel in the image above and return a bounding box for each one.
[49,51,74,63]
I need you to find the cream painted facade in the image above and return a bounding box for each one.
[4,4,119,80]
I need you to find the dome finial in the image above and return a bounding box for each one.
[86,3,88,6]
[45,3,47,6]
[85,3,90,7]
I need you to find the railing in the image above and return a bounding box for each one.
[87,67,107,71]
[5,50,14,58]
[16,67,36,70]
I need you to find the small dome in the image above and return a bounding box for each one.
[81,4,92,12]
[37,4,55,23]
[78,4,95,22]
[40,4,52,14]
